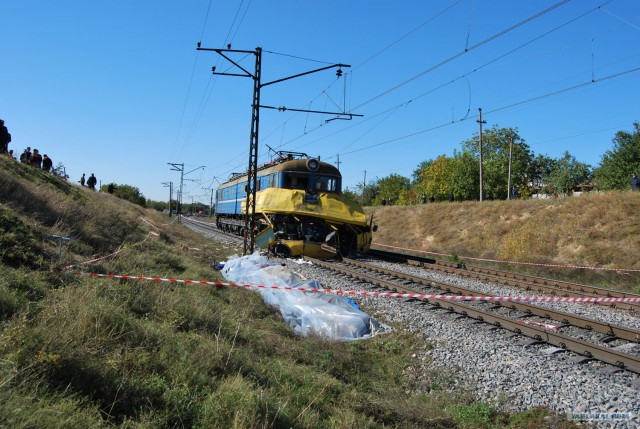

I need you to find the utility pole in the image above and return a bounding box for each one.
[335,154,341,170]
[507,135,514,200]
[477,108,486,202]
[202,187,215,218]
[168,163,205,222]
[197,44,361,255]
[209,188,214,217]
[162,181,173,216]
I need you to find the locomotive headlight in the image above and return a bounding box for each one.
[306,158,320,171]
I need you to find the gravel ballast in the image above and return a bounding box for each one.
[189,224,639,428]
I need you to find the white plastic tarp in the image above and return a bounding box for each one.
[220,252,381,340]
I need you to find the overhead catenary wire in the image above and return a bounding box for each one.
[338,66,640,158]
[351,0,574,111]
[240,1,464,164]
[252,0,593,165]
[354,0,463,71]
[252,1,462,153]
[175,0,254,162]
[263,0,617,162]
[201,59,639,189]
[203,1,472,179]
[198,0,627,191]
[229,0,254,44]
[170,0,215,160]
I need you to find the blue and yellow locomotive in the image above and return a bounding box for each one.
[215,151,374,259]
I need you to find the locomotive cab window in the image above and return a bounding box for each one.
[284,173,309,190]
[315,175,338,192]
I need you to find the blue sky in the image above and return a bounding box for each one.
[2,0,639,203]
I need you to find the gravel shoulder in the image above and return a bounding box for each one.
[190,223,639,428]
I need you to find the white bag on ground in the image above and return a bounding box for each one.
[221,252,380,340]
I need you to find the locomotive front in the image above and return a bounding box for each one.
[216,152,374,259]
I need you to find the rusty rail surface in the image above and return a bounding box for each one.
[368,247,640,312]
[306,256,640,374]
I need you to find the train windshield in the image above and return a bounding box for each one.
[314,175,339,192]
[283,173,340,193]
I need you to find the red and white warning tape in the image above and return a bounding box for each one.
[80,272,640,304]
[519,320,559,331]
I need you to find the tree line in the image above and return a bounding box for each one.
[343,122,640,206]
[93,122,639,211]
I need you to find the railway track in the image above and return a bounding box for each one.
[369,247,640,312]
[183,216,640,371]
[304,256,640,374]
[183,215,640,413]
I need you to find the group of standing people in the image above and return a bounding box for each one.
[79,173,98,190]
[18,146,53,171]
[1,119,54,172]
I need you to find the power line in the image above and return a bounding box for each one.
[354,0,463,71]
[199,0,214,42]
[170,0,217,159]
[351,0,573,111]
[173,0,254,161]
[229,0,254,44]
[192,0,619,190]
[486,66,640,115]
[266,0,614,162]
[339,65,640,158]
[246,0,461,156]
[263,50,337,65]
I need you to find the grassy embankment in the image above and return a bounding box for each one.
[367,193,640,294]
[0,156,575,428]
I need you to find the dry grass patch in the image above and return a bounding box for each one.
[367,192,640,291]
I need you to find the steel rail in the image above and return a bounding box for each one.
[184,220,640,335]
[306,257,640,374]
[368,247,640,312]
[343,257,640,343]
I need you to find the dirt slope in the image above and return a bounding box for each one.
[366,192,640,291]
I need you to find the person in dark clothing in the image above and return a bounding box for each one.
[80,173,85,186]
[0,119,10,155]
[421,193,427,204]
[20,147,31,164]
[631,174,640,191]
[107,183,115,194]
[30,149,42,168]
[42,154,53,172]
[87,173,97,190]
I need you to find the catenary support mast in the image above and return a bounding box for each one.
[197,44,361,254]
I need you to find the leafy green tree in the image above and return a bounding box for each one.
[529,154,555,189]
[461,126,533,199]
[451,150,480,201]
[52,162,69,180]
[341,187,359,202]
[374,174,410,205]
[146,200,169,211]
[543,152,591,196]
[354,181,379,206]
[412,160,432,182]
[423,155,456,201]
[411,160,433,203]
[593,122,640,190]
[102,184,147,207]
